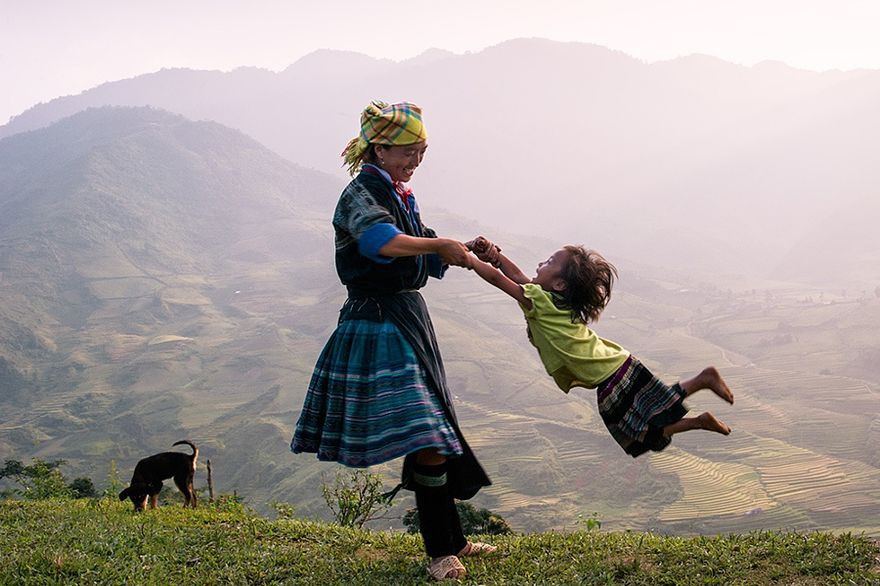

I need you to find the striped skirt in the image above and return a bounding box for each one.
[596,355,687,457]
[291,318,462,467]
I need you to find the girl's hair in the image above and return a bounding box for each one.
[557,245,617,324]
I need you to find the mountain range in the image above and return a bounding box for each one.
[3,38,879,286]
[1,106,878,536]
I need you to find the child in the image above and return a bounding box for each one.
[465,237,733,457]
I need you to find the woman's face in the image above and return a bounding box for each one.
[376,141,428,183]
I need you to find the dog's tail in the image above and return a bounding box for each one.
[172,440,198,464]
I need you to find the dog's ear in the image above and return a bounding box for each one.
[119,487,130,501]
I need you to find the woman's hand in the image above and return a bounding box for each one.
[436,238,472,268]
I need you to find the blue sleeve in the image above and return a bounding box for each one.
[358,222,402,264]
[426,254,448,279]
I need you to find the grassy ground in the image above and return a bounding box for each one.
[1,499,878,585]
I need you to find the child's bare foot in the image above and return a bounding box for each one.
[698,412,731,435]
[699,366,734,404]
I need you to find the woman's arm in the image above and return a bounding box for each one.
[379,234,472,268]
[469,257,532,309]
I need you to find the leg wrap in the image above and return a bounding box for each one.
[413,462,462,557]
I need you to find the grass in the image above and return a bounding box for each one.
[1,499,877,585]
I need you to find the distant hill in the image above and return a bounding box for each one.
[0,106,341,503]
[3,39,880,285]
[1,106,879,537]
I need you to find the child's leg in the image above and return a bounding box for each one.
[663,412,731,437]
[679,366,734,404]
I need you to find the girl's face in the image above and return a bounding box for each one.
[376,141,428,183]
[533,248,569,292]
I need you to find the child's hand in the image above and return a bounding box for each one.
[464,236,481,252]
[465,236,502,268]
[464,236,494,254]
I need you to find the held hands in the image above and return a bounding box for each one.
[464,236,502,268]
[435,235,503,270]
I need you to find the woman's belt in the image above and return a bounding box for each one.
[339,289,420,323]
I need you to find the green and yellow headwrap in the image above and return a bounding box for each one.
[341,101,428,176]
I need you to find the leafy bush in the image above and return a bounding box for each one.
[320,469,391,528]
[403,501,513,536]
[0,458,100,500]
[67,477,97,498]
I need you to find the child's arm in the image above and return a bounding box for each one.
[466,236,531,285]
[469,255,533,310]
[492,250,531,285]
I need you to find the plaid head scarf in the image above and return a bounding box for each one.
[341,101,428,176]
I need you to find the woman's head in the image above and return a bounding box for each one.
[341,101,428,177]
[534,245,617,324]
[369,142,428,183]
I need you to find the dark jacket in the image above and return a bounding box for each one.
[334,170,435,297]
[335,170,490,499]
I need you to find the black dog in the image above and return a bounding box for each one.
[119,440,198,511]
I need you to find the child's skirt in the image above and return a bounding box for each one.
[596,355,687,457]
[291,318,463,467]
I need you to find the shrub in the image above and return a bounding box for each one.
[321,469,391,528]
[0,458,74,499]
[403,501,513,535]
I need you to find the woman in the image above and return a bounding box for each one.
[291,101,493,581]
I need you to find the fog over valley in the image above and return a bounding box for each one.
[5,40,880,285]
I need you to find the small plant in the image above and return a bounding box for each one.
[320,469,391,529]
[211,492,248,514]
[577,511,602,532]
[102,459,124,499]
[271,501,296,519]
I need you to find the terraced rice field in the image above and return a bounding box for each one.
[666,429,880,535]
[743,438,880,507]
[649,449,776,522]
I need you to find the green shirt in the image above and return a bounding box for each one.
[521,283,630,392]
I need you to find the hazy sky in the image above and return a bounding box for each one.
[3,0,880,124]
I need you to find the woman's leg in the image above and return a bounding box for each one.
[417,453,495,559]
[679,366,734,404]
[445,487,467,555]
[413,448,466,578]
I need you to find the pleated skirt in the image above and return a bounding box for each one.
[291,318,462,467]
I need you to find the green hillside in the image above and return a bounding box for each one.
[0,106,342,507]
[1,107,879,538]
[1,500,877,585]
